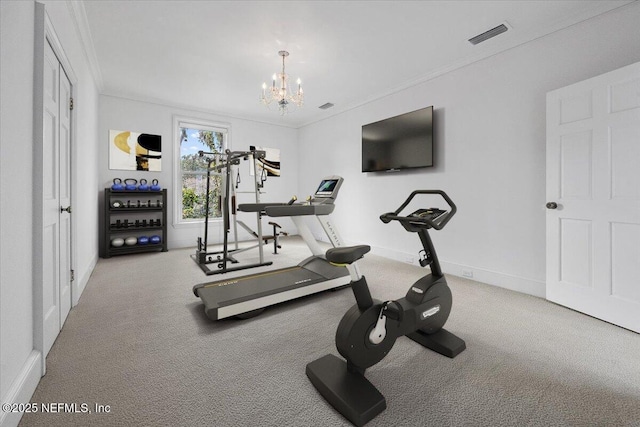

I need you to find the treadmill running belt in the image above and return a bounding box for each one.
[193,265,336,318]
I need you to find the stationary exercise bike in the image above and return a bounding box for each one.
[306,190,466,427]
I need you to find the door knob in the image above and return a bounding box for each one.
[60,206,72,213]
[546,202,558,209]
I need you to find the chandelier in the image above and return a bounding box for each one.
[260,51,304,115]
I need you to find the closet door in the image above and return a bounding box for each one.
[59,64,72,327]
[42,39,72,356]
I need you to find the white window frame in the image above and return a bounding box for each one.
[172,115,230,227]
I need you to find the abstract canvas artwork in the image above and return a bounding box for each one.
[250,145,280,177]
[109,130,162,171]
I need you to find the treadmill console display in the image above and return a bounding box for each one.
[313,176,343,202]
[316,180,338,196]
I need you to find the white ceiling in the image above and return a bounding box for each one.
[80,0,633,128]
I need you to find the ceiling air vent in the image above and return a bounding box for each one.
[468,23,509,45]
[318,102,334,110]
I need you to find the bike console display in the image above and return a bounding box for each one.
[409,208,447,223]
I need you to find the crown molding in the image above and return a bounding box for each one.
[297,0,636,129]
[100,92,299,130]
[66,0,104,91]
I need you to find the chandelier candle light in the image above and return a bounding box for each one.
[260,51,304,115]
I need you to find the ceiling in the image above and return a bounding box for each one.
[80,0,633,128]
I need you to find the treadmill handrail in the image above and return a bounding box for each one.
[237,202,289,213]
[265,204,335,217]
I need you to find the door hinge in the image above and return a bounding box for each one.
[69,97,74,111]
[70,269,75,282]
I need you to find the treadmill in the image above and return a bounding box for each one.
[192,176,350,320]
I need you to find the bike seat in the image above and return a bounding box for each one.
[326,245,371,265]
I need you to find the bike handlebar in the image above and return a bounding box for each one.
[379,190,456,231]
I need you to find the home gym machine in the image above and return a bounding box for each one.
[192,148,285,275]
[193,176,351,320]
[306,190,466,427]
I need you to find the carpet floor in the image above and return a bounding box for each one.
[19,236,640,427]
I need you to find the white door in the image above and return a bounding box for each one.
[546,61,640,333]
[59,64,72,325]
[42,40,72,355]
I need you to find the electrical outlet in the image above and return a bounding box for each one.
[404,256,414,265]
[462,270,473,278]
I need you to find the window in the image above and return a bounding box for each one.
[176,119,228,223]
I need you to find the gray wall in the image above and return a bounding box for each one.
[1,2,639,427]
[1,2,100,426]
[297,2,640,297]
[1,0,37,406]
[97,95,300,249]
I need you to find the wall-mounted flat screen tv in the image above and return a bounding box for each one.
[362,106,433,172]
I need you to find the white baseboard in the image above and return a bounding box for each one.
[439,260,545,298]
[73,254,98,306]
[167,238,196,250]
[371,245,545,298]
[0,351,42,427]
